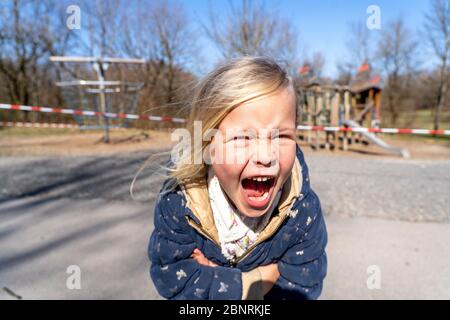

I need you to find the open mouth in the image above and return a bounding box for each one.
[241,176,276,208]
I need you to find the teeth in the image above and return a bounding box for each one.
[250,176,272,182]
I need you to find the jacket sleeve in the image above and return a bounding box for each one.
[149,191,249,300]
[265,191,328,300]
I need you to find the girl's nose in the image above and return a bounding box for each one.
[252,139,277,166]
[256,154,274,166]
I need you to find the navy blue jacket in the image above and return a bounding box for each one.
[148,145,327,300]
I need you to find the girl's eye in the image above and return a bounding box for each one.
[274,133,294,140]
[230,135,251,146]
[234,136,249,141]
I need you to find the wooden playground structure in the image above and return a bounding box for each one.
[295,62,408,157]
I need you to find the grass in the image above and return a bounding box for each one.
[382,109,450,130]
[381,132,450,146]
[377,109,450,145]
[0,126,77,137]
[0,126,161,139]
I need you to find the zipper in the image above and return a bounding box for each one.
[233,212,290,264]
[234,195,299,264]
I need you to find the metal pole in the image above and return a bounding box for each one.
[50,56,145,143]
[93,61,109,143]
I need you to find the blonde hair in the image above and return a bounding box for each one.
[130,56,294,197]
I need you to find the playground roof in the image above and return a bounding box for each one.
[350,76,381,93]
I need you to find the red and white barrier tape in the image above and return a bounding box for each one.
[1,103,449,135]
[297,125,450,136]
[0,103,186,123]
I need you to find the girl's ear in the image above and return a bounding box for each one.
[203,128,220,165]
[205,128,224,166]
[207,140,215,165]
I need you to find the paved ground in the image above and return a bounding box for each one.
[309,155,450,222]
[0,150,449,299]
[322,215,450,300]
[0,197,159,299]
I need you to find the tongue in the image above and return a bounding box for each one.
[242,179,269,197]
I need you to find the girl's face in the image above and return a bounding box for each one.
[210,86,297,218]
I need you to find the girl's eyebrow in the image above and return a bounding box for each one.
[223,127,296,135]
[278,127,295,131]
[277,127,296,134]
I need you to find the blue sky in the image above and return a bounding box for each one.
[185,0,432,77]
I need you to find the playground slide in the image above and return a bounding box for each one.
[344,120,410,158]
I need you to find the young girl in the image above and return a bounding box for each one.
[148,56,327,300]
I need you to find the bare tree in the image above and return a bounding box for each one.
[0,0,48,105]
[348,21,372,67]
[0,0,75,124]
[204,0,298,69]
[376,19,418,126]
[83,0,122,57]
[149,1,198,104]
[308,52,326,79]
[118,0,198,110]
[297,51,326,84]
[424,0,450,130]
[336,21,373,85]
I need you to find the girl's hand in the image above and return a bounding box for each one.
[191,250,279,295]
[191,248,218,267]
[257,263,280,295]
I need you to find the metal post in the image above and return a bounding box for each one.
[93,61,109,143]
[50,56,145,143]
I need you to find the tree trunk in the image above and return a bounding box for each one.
[434,62,448,130]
